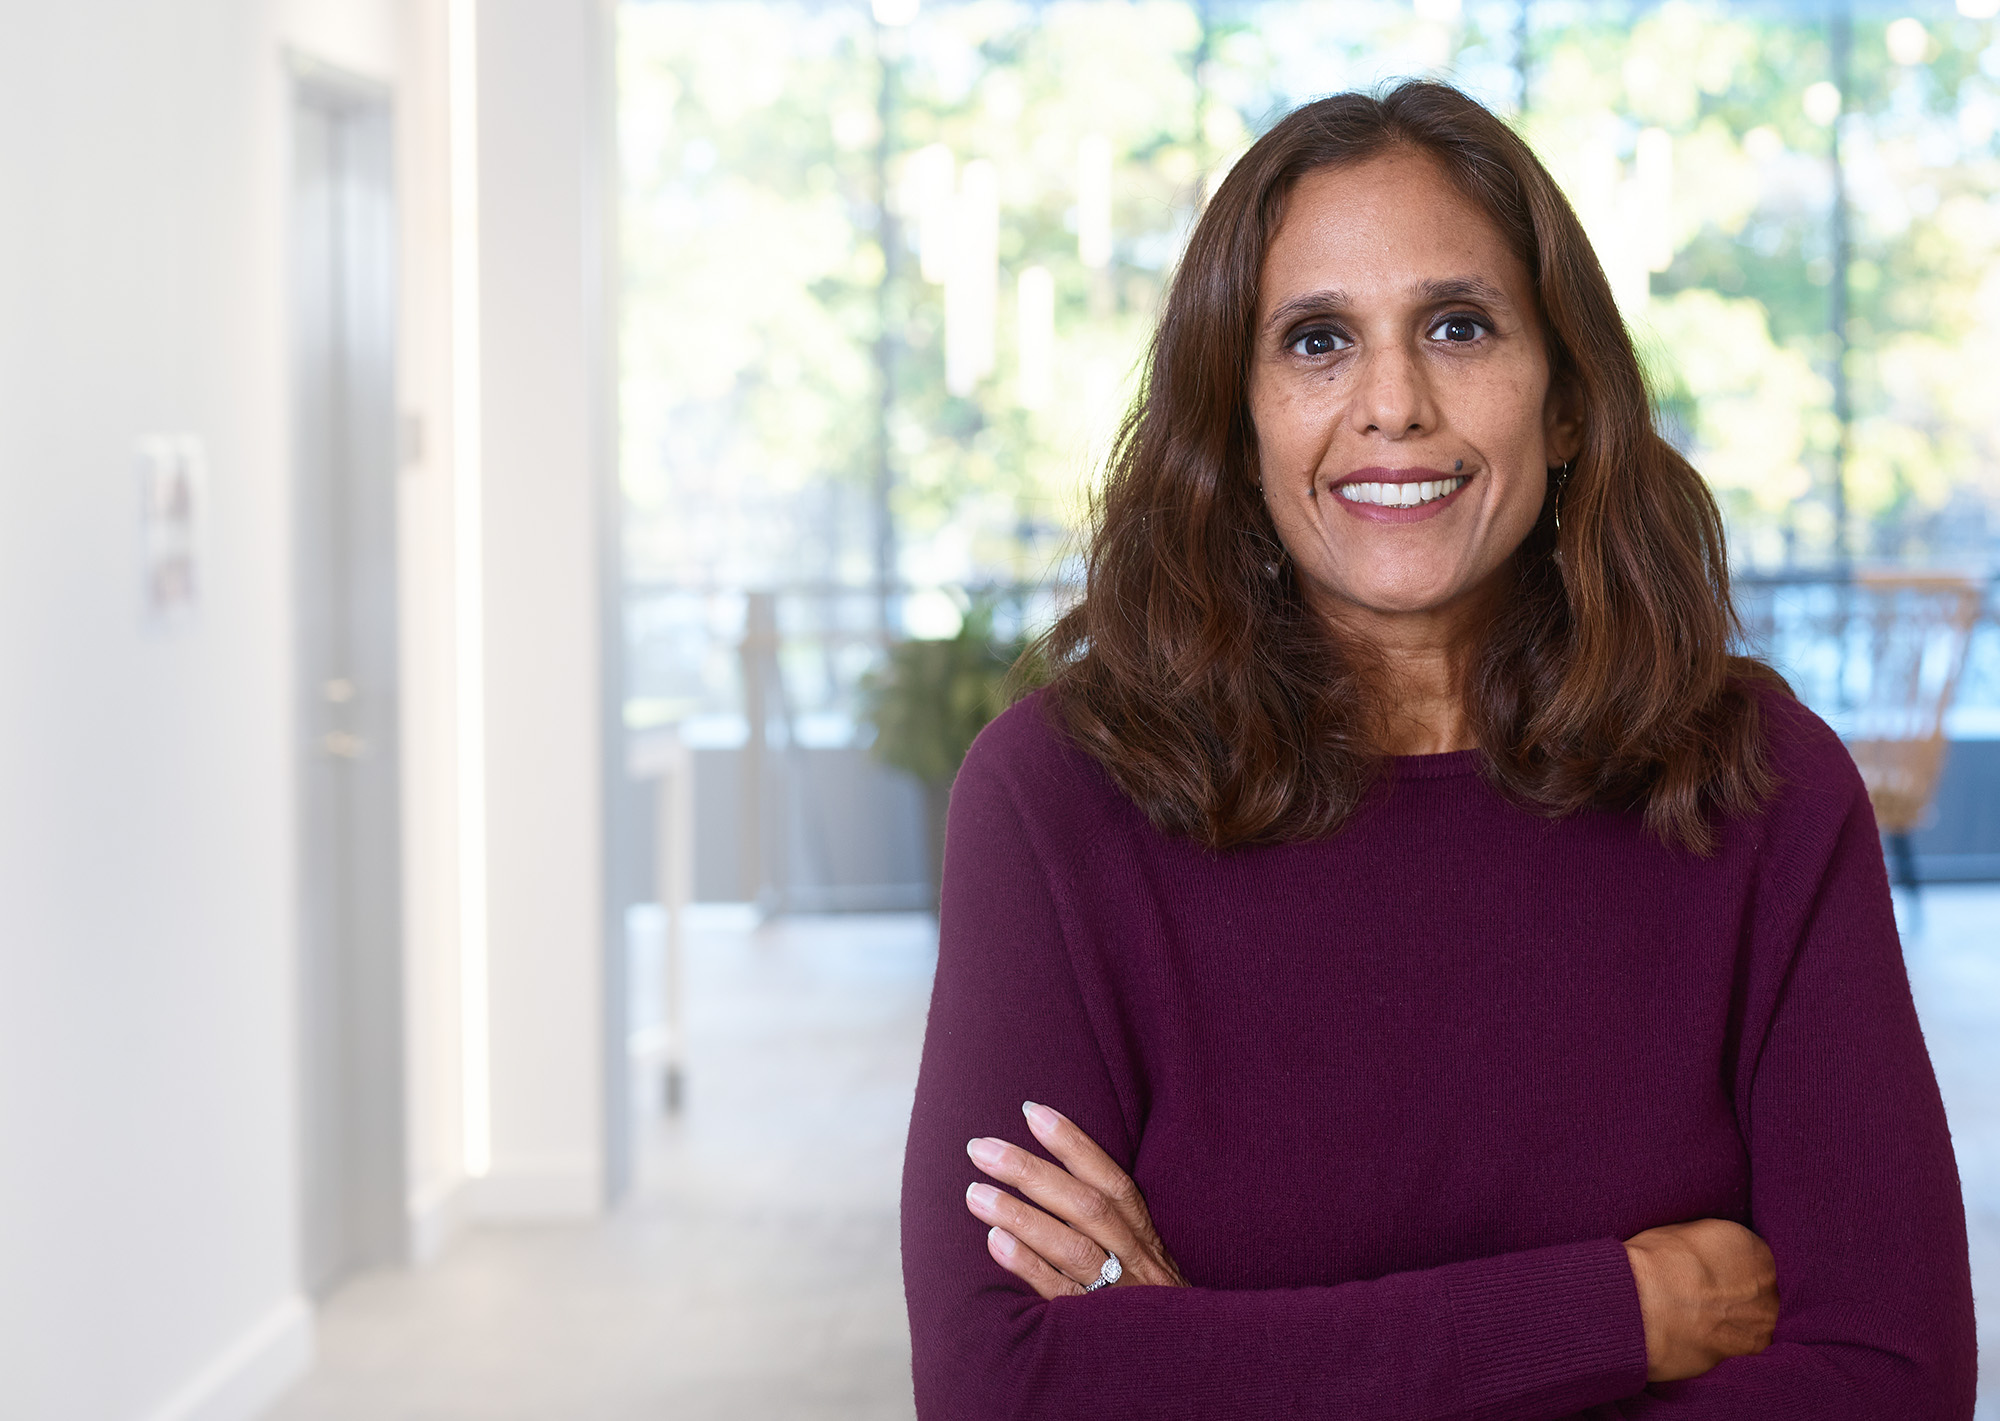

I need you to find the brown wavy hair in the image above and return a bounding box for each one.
[1038,80,1782,853]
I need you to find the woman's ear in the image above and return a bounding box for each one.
[1543,379,1584,465]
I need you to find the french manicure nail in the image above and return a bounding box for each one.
[966,1182,999,1211]
[988,1227,1016,1258]
[1022,1101,1057,1132]
[967,1137,1006,1168]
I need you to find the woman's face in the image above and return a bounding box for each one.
[1247,148,1578,635]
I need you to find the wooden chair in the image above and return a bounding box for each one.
[1839,572,1985,891]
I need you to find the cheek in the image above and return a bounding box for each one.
[1456,369,1551,469]
[1249,380,1335,472]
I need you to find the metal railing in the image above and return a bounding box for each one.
[623,579,1076,747]
[627,571,2000,745]
[1733,571,2000,737]
[625,580,1076,910]
[624,570,2000,908]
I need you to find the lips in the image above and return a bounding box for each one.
[1328,466,1472,523]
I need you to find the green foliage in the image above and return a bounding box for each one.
[861,601,1027,786]
[622,0,2000,586]
[1517,1,2000,565]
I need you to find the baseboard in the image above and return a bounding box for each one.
[407,1174,473,1264]
[142,1293,312,1421]
[470,1159,601,1219]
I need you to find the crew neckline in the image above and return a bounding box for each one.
[1387,747,1486,779]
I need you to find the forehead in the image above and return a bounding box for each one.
[1257,148,1533,316]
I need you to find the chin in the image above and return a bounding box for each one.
[1320,569,1469,618]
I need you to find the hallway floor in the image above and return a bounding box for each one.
[266,908,931,1421]
[267,889,2000,1420]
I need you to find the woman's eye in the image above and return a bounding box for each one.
[1288,328,1347,357]
[1429,315,1488,344]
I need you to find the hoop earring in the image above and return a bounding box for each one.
[1550,460,1575,568]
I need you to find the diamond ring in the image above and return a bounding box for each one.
[1083,1249,1122,1293]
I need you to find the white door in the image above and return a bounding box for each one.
[293,70,406,1296]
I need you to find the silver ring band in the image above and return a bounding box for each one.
[1083,1249,1122,1293]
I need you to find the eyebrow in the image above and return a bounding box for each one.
[1415,276,1512,308]
[1261,276,1514,335]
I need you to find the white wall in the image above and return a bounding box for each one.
[0,0,613,1410]
[386,0,477,1264]
[0,4,308,1414]
[0,1,458,1416]
[472,0,616,1218]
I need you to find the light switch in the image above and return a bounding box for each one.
[137,434,206,627]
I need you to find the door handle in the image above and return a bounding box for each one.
[320,731,367,760]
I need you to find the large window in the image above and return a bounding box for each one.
[620,0,2000,734]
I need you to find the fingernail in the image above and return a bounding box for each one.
[966,1182,999,1211]
[966,1137,1006,1168]
[988,1226,1016,1258]
[1022,1101,1057,1133]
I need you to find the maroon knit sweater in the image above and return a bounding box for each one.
[900,688,1975,1418]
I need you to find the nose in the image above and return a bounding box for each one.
[1347,342,1434,440]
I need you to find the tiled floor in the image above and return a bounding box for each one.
[265,908,933,1421]
[267,890,2000,1419]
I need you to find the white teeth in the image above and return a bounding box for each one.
[1336,476,1467,508]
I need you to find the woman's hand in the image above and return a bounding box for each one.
[964,1101,1190,1299]
[1624,1218,1779,1382]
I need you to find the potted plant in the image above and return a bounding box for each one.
[861,597,1031,905]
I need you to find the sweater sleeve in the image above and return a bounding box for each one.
[1603,763,1977,1418]
[901,734,1649,1421]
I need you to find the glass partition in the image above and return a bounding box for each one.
[620,0,2000,743]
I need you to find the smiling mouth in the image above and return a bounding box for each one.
[1336,476,1469,509]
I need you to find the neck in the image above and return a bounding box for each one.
[1370,640,1472,755]
[1317,584,1499,758]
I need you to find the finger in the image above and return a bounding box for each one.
[1020,1103,1153,1236]
[1024,1104,1168,1248]
[967,1136,1138,1262]
[986,1226,1083,1300]
[967,1182,1116,1289]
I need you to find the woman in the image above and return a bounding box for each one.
[899,82,1975,1418]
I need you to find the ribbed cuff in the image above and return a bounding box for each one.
[1445,1237,1649,1420]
